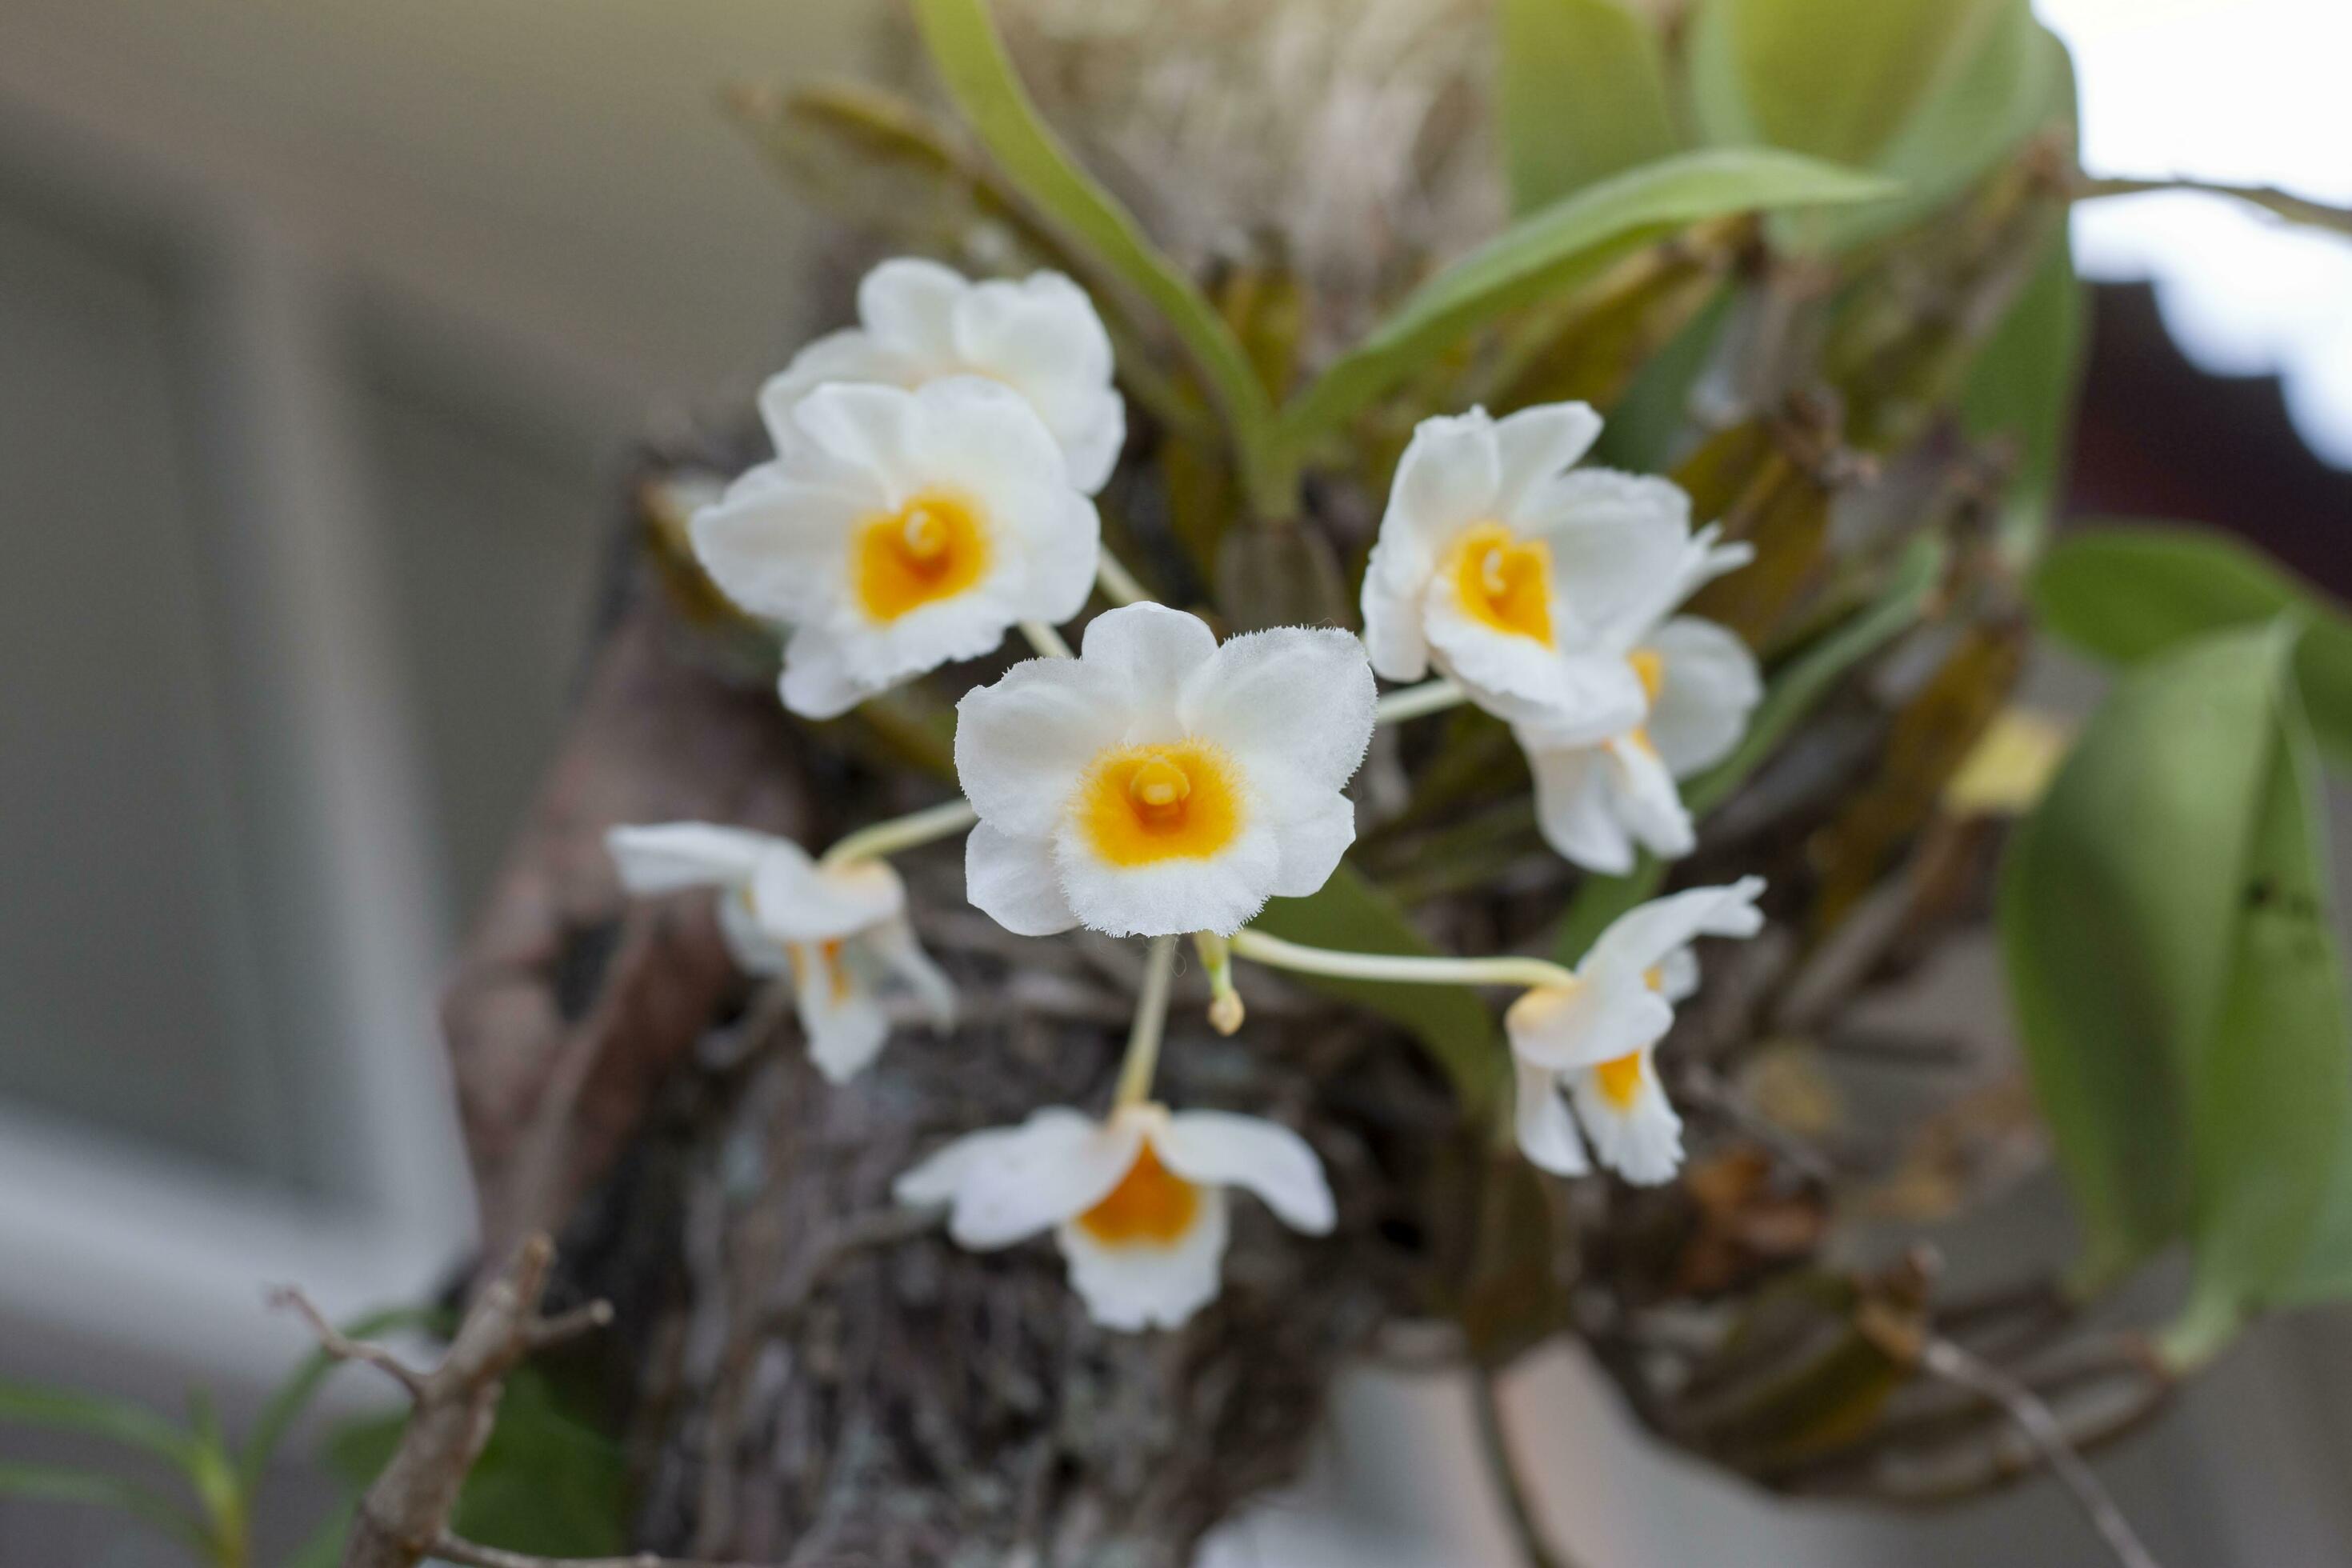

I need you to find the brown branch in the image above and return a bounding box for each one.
[1469,1369,1586,1568]
[279,1234,742,1568]
[2074,175,2352,237]
[270,1287,429,1399]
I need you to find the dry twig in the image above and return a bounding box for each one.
[275,1234,749,1568]
[1858,1300,2163,1568]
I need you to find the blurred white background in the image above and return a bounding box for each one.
[1,2,2347,1563]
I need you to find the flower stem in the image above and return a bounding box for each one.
[1095,548,1153,608]
[1114,934,1180,1109]
[1019,620,1074,659]
[1230,929,1575,993]
[819,799,980,867]
[1374,678,1467,726]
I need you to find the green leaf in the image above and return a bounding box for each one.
[1960,222,2086,561]
[1254,865,1504,1112]
[1808,7,2068,251]
[326,1368,628,1558]
[2001,624,2300,1294]
[2030,525,2352,766]
[0,1462,208,1554]
[2175,670,2351,1338]
[285,1502,358,1568]
[1498,0,1681,214]
[1550,534,1944,966]
[0,1380,197,1466]
[909,0,1282,511]
[1280,148,1895,450]
[1686,0,2067,251]
[1686,0,2010,167]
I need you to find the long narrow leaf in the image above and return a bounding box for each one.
[0,1380,196,1466]
[0,1462,209,1554]
[909,0,1279,506]
[1281,149,1894,451]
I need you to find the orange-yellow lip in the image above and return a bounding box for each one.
[1076,1140,1202,1248]
[1076,738,1246,867]
[1594,1051,1646,1111]
[854,490,990,622]
[1446,521,1554,646]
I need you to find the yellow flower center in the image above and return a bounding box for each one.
[1076,739,1245,867]
[1595,1051,1646,1111]
[1077,1142,1202,1247]
[1446,522,1554,646]
[853,491,989,622]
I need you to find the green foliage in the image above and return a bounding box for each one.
[1686,0,2008,166]
[1498,0,1681,214]
[908,0,1282,513]
[1959,224,2086,559]
[326,1367,630,1558]
[1254,866,1506,1112]
[2002,623,2352,1363]
[2032,524,2352,765]
[1279,149,1896,453]
[0,1462,210,1555]
[0,1381,236,1562]
[0,1381,200,1466]
[1684,0,2066,250]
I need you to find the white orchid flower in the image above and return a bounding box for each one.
[1360,402,1698,730]
[691,378,1100,719]
[954,602,1377,939]
[1512,522,1762,874]
[894,1102,1334,1330]
[606,823,954,1083]
[1505,878,1765,1184]
[762,258,1126,494]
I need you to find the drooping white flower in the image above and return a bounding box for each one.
[894,1102,1334,1330]
[954,602,1376,939]
[1506,878,1765,1185]
[606,822,954,1082]
[762,258,1126,494]
[1360,402,1696,730]
[1514,522,1761,874]
[692,378,1100,719]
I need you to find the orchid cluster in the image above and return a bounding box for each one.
[610,258,1770,1330]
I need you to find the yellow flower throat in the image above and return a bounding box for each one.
[1450,522,1554,646]
[854,491,989,622]
[1078,739,1245,866]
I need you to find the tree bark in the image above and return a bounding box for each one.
[440,557,1430,1564]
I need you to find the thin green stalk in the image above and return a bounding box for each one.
[1231,928,1574,993]
[1114,935,1181,1108]
[821,799,980,867]
[1375,678,1470,726]
[1020,619,1074,659]
[1096,547,1153,608]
